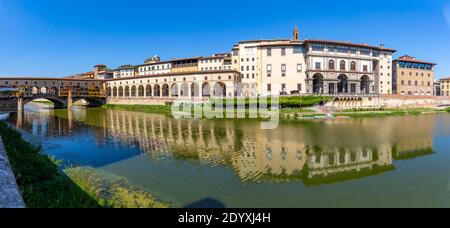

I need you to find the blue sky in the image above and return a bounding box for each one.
[1,0,450,78]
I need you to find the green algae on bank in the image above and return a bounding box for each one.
[65,167,171,208]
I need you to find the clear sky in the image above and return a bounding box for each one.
[1,0,450,78]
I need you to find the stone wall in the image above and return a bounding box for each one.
[0,136,26,208]
[326,95,450,110]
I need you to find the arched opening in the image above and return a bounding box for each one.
[32,87,39,95]
[138,85,144,97]
[107,87,112,97]
[124,86,130,97]
[191,83,200,97]
[340,60,346,71]
[181,83,189,97]
[351,61,357,71]
[202,82,211,97]
[312,74,324,94]
[49,87,59,95]
[40,87,49,94]
[154,84,161,97]
[328,60,335,70]
[131,86,137,97]
[360,75,370,95]
[113,87,118,97]
[162,84,169,97]
[146,85,152,97]
[118,86,124,97]
[337,74,348,94]
[213,82,227,97]
[171,84,179,97]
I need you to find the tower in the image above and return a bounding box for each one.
[293,25,300,41]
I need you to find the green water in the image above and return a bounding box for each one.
[7,103,450,208]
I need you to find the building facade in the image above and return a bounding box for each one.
[392,55,435,96]
[105,70,241,100]
[230,27,396,96]
[441,77,450,96]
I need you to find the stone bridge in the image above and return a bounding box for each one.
[0,78,107,111]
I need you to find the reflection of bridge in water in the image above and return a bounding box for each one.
[14,107,437,186]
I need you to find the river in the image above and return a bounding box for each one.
[6,103,450,208]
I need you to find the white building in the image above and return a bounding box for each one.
[137,56,172,76]
[199,54,233,72]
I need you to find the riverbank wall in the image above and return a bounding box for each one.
[107,95,450,110]
[0,136,26,208]
[326,95,450,110]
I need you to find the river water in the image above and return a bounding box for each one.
[6,103,450,208]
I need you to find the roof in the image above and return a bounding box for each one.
[0,77,103,82]
[440,77,450,81]
[303,39,397,52]
[394,56,436,65]
[238,39,291,44]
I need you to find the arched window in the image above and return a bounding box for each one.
[340,60,346,71]
[328,60,335,70]
[351,61,356,71]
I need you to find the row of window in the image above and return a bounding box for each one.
[400,80,432,86]
[200,66,232,71]
[399,71,432,77]
[266,47,304,56]
[199,59,223,64]
[266,64,303,77]
[315,60,368,72]
[267,83,302,93]
[398,62,433,70]
[310,44,383,57]
[139,64,171,72]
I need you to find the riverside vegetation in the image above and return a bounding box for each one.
[0,121,170,208]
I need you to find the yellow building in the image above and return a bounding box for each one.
[440,77,450,96]
[393,55,436,96]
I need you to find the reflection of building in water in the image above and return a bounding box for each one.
[392,137,434,160]
[101,110,437,186]
[14,107,438,186]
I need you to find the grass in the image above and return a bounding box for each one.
[0,121,100,208]
[337,107,445,118]
[102,104,172,115]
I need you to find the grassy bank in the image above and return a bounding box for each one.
[337,108,445,118]
[65,167,170,208]
[0,121,100,208]
[102,104,172,115]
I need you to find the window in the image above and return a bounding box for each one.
[297,84,302,91]
[297,64,302,72]
[401,80,405,85]
[282,84,286,92]
[252,66,255,71]
[351,61,356,71]
[340,61,346,71]
[363,65,368,72]
[312,44,324,51]
[293,46,303,54]
[281,64,287,77]
[267,48,272,56]
[329,60,335,70]
[267,84,272,92]
[315,62,321,70]
[281,48,286,56]
[267,64,272,73]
